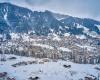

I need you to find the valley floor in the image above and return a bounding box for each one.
[0,54,100,80]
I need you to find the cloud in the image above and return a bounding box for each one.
[0,0,100,21]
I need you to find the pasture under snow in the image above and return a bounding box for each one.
[0,54,100,80]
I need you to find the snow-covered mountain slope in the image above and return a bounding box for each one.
[0,54,100,80]
[0,3,100,39]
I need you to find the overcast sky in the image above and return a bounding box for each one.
[0,0,100,20]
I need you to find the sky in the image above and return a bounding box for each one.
[0,0,100,21]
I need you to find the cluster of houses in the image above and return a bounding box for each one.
[0,35,100,64]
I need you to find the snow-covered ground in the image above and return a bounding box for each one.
[75,43,96,52]
[58,47,71,52]
[32,43,54,49]
[32,43,72,52]
[0,54,100,80]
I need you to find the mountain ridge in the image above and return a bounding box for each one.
[0,2,100,39]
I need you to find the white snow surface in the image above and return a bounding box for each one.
[95,24,100,31]
[52,33,61,41]
[76,44,96,51]
[76,35,86,39]
[64,33,70,37]
[76,24,99,38]
[10,33,20,39]
[33,43,54,49]
[4,12,10,26]
[58,47,71,52]
[0,54,99,80]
